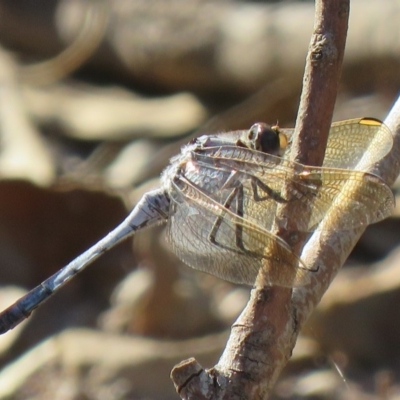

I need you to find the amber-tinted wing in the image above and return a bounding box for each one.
[167,176,311,287]
[192,145,394,233]
[281,118,393,169]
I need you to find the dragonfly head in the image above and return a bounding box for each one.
[187,123,289,158]
[237,123,288,156]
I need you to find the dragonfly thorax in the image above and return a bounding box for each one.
[161,142,198,192]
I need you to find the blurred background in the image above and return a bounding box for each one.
[0,0,399,399]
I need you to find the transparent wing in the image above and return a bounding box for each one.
[281,118,393,169]
[194,146,394,232]
[167,177,311,287]
[300,167,395,230]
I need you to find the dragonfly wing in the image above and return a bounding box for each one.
[324,118,393,169]
[305,168,395,230]
[281,118,392,170]
[167,177,311,287]
[194,147,394,232]
[237,164,393,232]
[192,147,307,230]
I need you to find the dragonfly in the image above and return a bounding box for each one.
[0,118,394,334]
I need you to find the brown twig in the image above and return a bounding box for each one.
[292,0,349,165]
[171,0,350,398]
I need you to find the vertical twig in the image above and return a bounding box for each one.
[171,0,350,398]
[292,0,349,165]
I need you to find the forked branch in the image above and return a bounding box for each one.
[171,0,352,398]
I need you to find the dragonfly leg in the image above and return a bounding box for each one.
[208,185,239,245]
[234,184,245,250]
[178,170,246,251]
[208,183,248,252]
[251,177,287,203]
[204,180,278,263]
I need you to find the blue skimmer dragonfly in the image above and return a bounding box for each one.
[0,117,394,333]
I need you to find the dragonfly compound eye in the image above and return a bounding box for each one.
[247,123,282,155]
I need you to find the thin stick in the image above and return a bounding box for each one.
[171,0,350,398]
[292,0,349,166]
